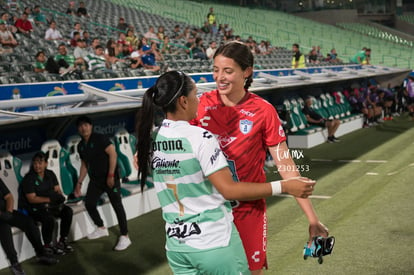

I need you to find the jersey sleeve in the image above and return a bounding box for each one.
[262,101,286,147]
[195,129,228,177]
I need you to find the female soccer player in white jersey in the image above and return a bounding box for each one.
[136,70,317,274]
[192,41,329,274]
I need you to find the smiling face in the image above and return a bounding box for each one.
[213,55,251,100]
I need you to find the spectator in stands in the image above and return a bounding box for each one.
[144,26,158,43]
[19,151,74,255]
[316,45,323,58]
[44,21,63,41]
[192,41,327,275]
[66,1,76,16]
[77,1,89,17]
[116,32,128,46]
[257,40,269,55]
[23,7,32,19]
[70,22,83,39]
[1,13,17,36]
[32,5,47,25]
[55,43,83,74]
[140,39,161,72]
[116,17,128,32]
[200,21,211,34]
[291,43,305,69]
[129,47,144,69]
[206,7,216,28]
[126,29,138,48]
[186,36,207,60]
[308,48,320,64]
[84,45,110,71]
[156,25,165,41]
[70,31,81,47]
[0,20,18,50]
[117,43,131,60]
[160,35,172,54]
[404,72,414,120]
[34,50,48,73]
[171,24,183,39]
[350,48,371,65]
[73,38,88,69]
[150,41,163,61]
[206,40,217,59]
[302,96,340,143]
[182,26,191,40]
[0,178,57,274]
[34,50,62,74]
[105,38,121,65]
[327,48,341,63]
[89,37,100,53]
[14,12,33,36]
[82,30,91,46]
[74,116,131,251]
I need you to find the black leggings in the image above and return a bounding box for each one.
[29,205,73,245]
[84,181,128,235]
[0,211,44,265]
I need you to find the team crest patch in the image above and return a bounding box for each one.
[239,119,253,134]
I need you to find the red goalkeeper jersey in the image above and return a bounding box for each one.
[193,90,286,184]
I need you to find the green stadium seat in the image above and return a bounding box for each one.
[0,151,23,209]
[41,140,77,197]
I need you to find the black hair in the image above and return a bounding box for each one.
[76,115,92,127]
[136,71,193,191]
[32,151,48,162]
[35,51,44,58]
[213,41,254,89]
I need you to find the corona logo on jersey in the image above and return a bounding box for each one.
[239,119,253,134]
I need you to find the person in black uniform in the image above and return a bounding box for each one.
[302,96,341,143]
[74,116,131,251]
[19,151,74,255]
[0,177,57,275]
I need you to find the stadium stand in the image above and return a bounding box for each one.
[0,0,411,84]
[0,0,412,270]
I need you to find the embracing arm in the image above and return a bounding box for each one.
[269,141,329,237]
[208,166,314,201]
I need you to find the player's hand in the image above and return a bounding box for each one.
[74,183,82,198]
[309,221,329,240]
[107,176,115,189]
[281,177,315,198]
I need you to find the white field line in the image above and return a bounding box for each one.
[366,172,379,176]
[310,158,333,162]
[310,159,388,163]
[275,194,331,199]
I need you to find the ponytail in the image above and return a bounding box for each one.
[137,86,156,191]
